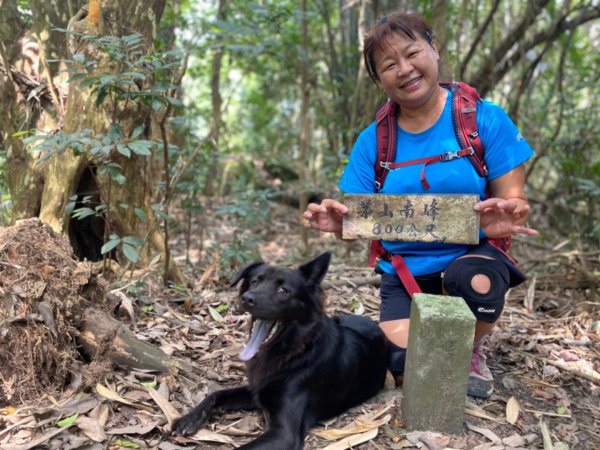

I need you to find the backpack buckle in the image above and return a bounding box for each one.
[380,161,391,170]
[442,150,460,161]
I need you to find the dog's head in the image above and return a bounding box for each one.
[230,252,331,361]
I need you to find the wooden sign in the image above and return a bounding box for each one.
[342,194,480,244]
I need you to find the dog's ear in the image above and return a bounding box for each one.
[299,252,331,287]
[230,261,265,288]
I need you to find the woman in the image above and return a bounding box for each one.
[303,12,537,399]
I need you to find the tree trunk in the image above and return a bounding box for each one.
[204,0,227,198]
[1,0,184,282]
[0,0,54,220]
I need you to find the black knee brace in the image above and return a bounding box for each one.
[443,257,510,323]
[388,341,407,375]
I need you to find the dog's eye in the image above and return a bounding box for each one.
[277,286,288,295]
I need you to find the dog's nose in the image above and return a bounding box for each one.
[242,292,255,306]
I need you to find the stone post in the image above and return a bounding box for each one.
[401,293,476,434]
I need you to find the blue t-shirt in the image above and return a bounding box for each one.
[339,90,534,276]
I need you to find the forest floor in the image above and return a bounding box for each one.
[0,202,599,450]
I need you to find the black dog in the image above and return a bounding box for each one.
[172,252,388,449]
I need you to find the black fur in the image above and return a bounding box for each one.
[172,252,388,449]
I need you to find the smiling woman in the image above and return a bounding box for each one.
[367,15,442,118]
[303,11,538,400]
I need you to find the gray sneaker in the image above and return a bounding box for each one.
[468,345,493,399]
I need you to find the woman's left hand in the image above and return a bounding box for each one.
[474,197,539,239]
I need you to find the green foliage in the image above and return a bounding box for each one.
[215,188,276,274]
[56,32,184,111]
[23,30,186,265]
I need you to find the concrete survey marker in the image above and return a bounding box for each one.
[401,293,476,434]
[342,194,480,244]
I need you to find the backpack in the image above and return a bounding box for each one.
[368,81,512,297]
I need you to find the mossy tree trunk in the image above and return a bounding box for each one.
[1,0,184,283]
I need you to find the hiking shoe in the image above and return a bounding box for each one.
[468,345,493,399]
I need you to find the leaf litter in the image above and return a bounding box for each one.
[0,204,599,449]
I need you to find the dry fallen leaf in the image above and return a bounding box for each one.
[506,396,520,424]
[312,414,391,440]
[148,388,181,427]
[76,415,106,442]
[95,383,135,406]
[406,430,451,450]
[465,422,502,444]
[189,429,236,445]
[320,427,379,450]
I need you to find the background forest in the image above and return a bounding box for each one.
[0,1,599,449]
[0,0,599,268]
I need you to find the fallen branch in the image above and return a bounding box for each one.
[543,358,600,385]
[78,307,204,383]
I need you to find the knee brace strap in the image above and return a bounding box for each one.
[443,257,510,323]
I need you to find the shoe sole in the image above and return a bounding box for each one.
[467,375,493,399]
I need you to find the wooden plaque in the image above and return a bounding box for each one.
[342,194,480,244]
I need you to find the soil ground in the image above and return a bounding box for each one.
[0,204,598,450]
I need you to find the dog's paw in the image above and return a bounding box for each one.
[172,412,205,436]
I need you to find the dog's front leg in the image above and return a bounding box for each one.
[172,386,255,436]
[238,394,310,450]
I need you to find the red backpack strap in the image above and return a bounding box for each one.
[369,241,422,298]
[442,81,487,177]
[444,82,514,253]
[374,100,398,192]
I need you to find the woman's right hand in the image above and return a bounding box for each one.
[303,199,348,236]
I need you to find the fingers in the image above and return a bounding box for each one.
[475,197,529,213]
[303,199,348,232]
[303,199,347,219]
[512,224,539,236]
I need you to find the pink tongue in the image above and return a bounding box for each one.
[239,320,273,361]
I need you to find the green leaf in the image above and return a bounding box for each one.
[112,172,127,185]
[65,201,76,215]
[131,125,145,139]
[208,305,225,323]
[95,89,109,106]
[116,143,131,157]
[56,413,79,428]
[122,235,144,246]
[122,243,140,263]
[127,141,153,156]
[12,130,34,138]
[151,99,164,111]
[139,379,157,389]
[79,77,98,89]
[134,208,148,222]
[215,304,229,314]
[556,406,568,415]
[72,207,95,220]
[101,237,121,255]
[113,439,141,449]
[108,124,124,142]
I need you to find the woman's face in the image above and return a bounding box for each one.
[373,32,440,110]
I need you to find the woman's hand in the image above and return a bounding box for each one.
[474,197,538,239]
[303,199,348,237]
